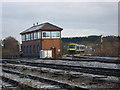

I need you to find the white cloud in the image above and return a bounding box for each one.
[62,28,117,37]
[2,2,118,42]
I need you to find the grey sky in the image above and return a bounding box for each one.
[2,2,118,42]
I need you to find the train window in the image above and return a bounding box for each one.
[69,45,75,48]
[80,47,85,49]
[77,46,79,50]
[51,32,60,38]
[42,32,50,38]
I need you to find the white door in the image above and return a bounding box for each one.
[40,50,52,58]
[47,50,52,58]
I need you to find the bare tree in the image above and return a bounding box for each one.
[96,36,119,56]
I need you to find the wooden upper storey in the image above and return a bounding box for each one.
[20,22,63,42]
[20,22,63,34]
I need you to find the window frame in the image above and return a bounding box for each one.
[34,32,38,39]
[26,34,29,40]
[42,31,51,38]
[28,33,31,40]
[30,33,34,40]
[22,34,26,41]
[51,31,60,38]
[37,32,41,39]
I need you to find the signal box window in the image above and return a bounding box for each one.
[28,34,30,40]
[31,33,34,40]
[42,32,50,38]
[26,34,29,40]
[34,32,38,39]
[22,34,26,41]
[51,32,60,38]
[37,32,40,39]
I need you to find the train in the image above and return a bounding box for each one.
[67,43,86,53]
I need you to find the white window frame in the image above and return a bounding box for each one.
[22,34,26,41]
[51,32,60,38]
[26,34,29,40]
[30,33,34,40]
[34,32,38,39]
[28,33,30,40]
[37,32,41,39]
[42,32,51,38]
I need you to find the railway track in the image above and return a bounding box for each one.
[1,79,19,90]
[38,57,120,64]
[2,76,37,90]
[2,60,120,89]
[2,56,119,64]
[2,69,87,90]
[2,60,120,77]
[2,63,120,83]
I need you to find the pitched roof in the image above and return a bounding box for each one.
[20,22,63,34]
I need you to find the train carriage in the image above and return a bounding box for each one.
[68,43,86,53]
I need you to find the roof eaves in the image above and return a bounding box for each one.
[20,22,63,34]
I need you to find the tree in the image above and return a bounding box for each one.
[2,36,20,58]
[96,36,119,56]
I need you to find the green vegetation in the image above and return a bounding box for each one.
[62,35,101,44]
[62,35,119,57]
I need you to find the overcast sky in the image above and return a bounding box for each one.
[2,2,118,42]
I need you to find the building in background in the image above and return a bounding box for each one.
[20,22,63,58]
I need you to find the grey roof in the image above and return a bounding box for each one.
[20,22,63,34]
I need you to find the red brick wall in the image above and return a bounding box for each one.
[21,30,62,58]
[42,39,61,55]
[22,39,41,57]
